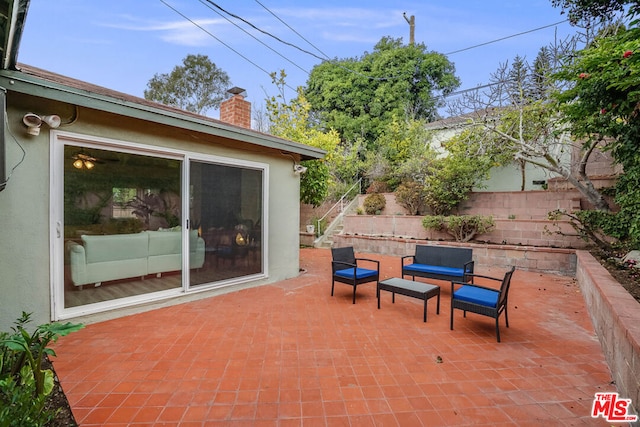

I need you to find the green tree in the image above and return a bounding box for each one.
[553,25,640,247]
[266,71,339,207]
[422,129,502,215]
[144,54,231,115]
[551,0,638,24]
[448,40,616,211]
[305,37,459,146]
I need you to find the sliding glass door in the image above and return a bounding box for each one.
[54,133,267,318]
[189,160,264,287]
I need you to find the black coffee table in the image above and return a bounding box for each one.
[377,277,440,322]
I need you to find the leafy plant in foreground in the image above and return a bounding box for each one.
[0,312,84,426]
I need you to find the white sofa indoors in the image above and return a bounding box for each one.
[68,230,205,288]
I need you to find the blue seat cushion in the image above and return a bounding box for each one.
[335,267,378,280]
[403,264,464,277]
[453,286,499,308]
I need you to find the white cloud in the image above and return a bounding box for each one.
[100,15,231,47]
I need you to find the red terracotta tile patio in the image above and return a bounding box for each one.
[52,248,624,426]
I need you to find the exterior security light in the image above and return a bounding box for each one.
[22,113,61,136]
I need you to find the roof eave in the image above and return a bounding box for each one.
[0,69,325,161]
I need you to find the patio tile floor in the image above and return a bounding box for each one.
[52,248,624,426]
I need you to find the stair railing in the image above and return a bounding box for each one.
[316,178,362,238]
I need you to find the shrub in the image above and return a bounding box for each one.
[366,180,390,194]
[363,193,386,215]
[394,181,425,215]
[422,215,494,242]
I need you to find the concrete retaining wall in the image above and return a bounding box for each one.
[576,251,640,417]
[332,235,577,276]
[342,214,588,249]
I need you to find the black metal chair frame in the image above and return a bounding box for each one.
[450,266,516,342]
[331,247,380,304]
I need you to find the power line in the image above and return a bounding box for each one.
[445,19,570,55]
[243,4,572,86]
[202,0,328,62]
[212,1,411,82]
[196,0,309,74]
[253,0,332,61]
[161,2,571,100]
[159,0,296,91]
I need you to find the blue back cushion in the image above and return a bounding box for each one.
[403,264,464,277]
[454,286,499,308]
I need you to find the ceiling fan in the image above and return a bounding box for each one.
[71,153,100,170]
[71,152,118,170]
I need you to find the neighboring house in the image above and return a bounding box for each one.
[0,2,324,329]
[425,110,619,192]
[425,112,556,191]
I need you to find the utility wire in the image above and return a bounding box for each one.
[196,0,309,74]
[203,0,411,82]
[246,2,571,86]
[159,0,296,91]
[445,19,570,55]
[202,0,328,62]
[254,0,332,61]
[163,1,570,99]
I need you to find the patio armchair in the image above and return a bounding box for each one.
[331,247,380,304]
[450,266,516,342]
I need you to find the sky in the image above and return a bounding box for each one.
[17,1,579,119]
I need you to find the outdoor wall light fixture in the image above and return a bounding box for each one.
[22,113,61,136]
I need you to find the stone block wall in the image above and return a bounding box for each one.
[575,251,640,417]
[342,215,588,249]
[333,234,577,276]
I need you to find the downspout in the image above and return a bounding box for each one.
[2,0,30,70]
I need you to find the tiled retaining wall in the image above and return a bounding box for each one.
[332,235,577,275]
[576,251,640,417]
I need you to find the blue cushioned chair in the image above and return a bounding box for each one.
[450,266,516,342]
[331,247,380,304]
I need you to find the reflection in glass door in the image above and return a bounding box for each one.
[189,160,263,287]
[62,145,183,308]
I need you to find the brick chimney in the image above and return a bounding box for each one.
[220,87,251,129]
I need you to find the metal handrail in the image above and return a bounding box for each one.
[316,178,362,236]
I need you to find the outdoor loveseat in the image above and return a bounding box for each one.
[401,244,474,282]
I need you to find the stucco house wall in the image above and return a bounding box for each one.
[0,67,323,329]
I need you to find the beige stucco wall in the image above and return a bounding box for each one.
[0,93,302,329]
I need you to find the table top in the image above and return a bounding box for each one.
[379,277,439,292]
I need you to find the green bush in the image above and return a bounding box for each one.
[422,215,495,242]
[363,193,386,215]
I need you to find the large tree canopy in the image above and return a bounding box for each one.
[144,54,231,116]
[304,37,460,145]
